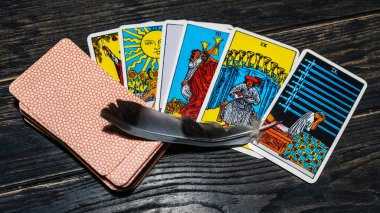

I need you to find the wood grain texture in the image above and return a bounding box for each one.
[0,112,378,212]
[0,0,379,80]
[0,0,379,212]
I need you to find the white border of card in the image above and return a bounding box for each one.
[157,20,186,111]
[160,21,234,114]
[87,28,120,62]
[248,49,367,183]
[196,22,233,30]
[196,27,300,159]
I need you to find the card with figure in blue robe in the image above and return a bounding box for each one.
[197,28,299,158]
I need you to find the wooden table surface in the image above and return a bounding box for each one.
[0,0,379,212]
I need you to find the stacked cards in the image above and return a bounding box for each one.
[87,20,367,183]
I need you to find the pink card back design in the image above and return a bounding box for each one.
[9,39,165,190]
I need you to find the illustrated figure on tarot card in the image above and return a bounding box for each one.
[101,41,124,85]
[179,40,221,119]
[267,111,326,139]
[262,110,327,174]
[88,31,124,85]
[181,50,202,100]
[288,111,326,136]
[219,75,262,126]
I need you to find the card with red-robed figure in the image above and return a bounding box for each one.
[161,21,232,120]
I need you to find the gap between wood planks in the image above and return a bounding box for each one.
[0,168,84,194]
[0,175,82,197]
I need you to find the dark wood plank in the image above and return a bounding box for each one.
[0,0,379,80]
[0,12,379,192]
[266,13,380,114]
[0,111,378,212]
[0,86,84,189]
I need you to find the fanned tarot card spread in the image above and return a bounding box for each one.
[197,28,299,158]
[162,22,232,120]
[84,20,368,182]
[119,22,164,108]
[87,29,124,85]
[249,49,367,183]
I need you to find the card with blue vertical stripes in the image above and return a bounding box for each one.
[249,49,367,183]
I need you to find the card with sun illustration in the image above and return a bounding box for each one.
[119,22,164,108]
[87,28,124,85]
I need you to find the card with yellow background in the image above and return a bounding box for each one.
[119,22,164,108]
[197,28,299,157]
[87,29,124,85]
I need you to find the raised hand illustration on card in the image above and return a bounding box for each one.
[87,29,124,85]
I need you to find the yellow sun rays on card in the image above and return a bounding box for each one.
[122,28,162,71]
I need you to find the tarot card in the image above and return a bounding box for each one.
[197,28,299,158]
[162,21,232,120]
[157,20,233,111]
[248,49,367,183]
[119,22,164,108]
[87,29,124,85]
[157,20,186,111]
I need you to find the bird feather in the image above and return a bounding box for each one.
[100,100,277,147]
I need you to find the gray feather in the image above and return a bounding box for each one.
[100,100,276,147]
